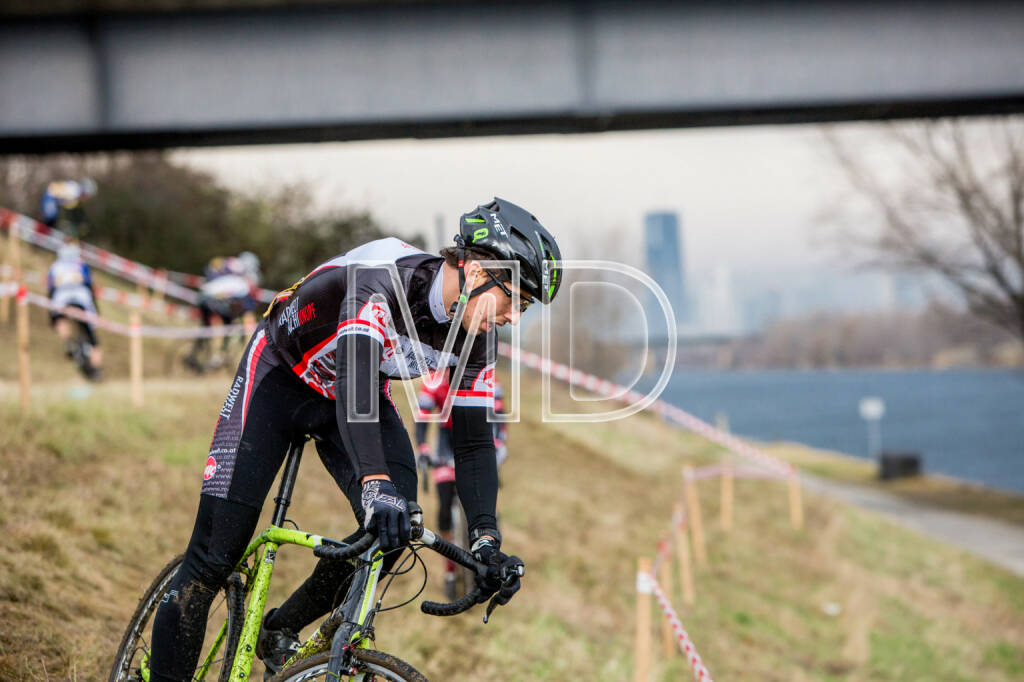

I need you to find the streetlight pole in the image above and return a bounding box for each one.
[858,396,886,461]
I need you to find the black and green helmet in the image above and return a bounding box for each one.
[457,197,562,304]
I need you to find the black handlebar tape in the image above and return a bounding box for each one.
[313,532,374,560]
[429,536,485,573]
[421,588,483,616]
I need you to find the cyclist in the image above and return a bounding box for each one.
[184,252,263,372]
[415,372,509,599]
[47,243,103,380]
[40,177,96,239]
[146,198,561,681]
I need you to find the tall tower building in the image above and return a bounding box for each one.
[644,211,686,336]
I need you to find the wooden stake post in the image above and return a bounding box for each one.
[788,471,804,529]
[2,217,20,325]
[635,558,652,682]
[682,466,707,566]
[672,504,695,605]
[721,461,734,532]
[242,311,257,337]
[130,312,143,406]
[16,286,30,412]
[659,544,675,658]
[153,270,167,305]
[136,278,150,311]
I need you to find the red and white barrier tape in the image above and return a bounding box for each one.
[2,266,199,321]
[501,341,794,477]
[0,287,245,339]
[649,504,690,578]
[162,268,205,289]
[160,267,275,303]
[0,208,276,305]
[639,571,714,682]
[685,463,789,482]
[651,537,673,579]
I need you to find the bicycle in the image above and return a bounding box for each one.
[67,330,99,380]
[109,436,524,682]
[56,303,100,381]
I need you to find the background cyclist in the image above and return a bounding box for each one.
[415,371,509,599]
[184,251,263,372]
[40,177,97,239]
[47,243,103,380]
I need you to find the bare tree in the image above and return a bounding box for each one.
[824,118,1024,344]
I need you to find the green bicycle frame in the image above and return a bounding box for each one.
[137,438,389,682]
[225,526,384,681]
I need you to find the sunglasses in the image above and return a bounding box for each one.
[484,270,535,313]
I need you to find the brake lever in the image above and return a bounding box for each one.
[482,564,525,624]
[483,595,500,624]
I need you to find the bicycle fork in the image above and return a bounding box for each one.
[279,549,385,677]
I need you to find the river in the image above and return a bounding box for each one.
[650,368,1024,493]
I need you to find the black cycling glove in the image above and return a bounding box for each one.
[471,537,523,606]
[361,479,410,552]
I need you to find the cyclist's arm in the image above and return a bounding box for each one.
[452,405,499,536]
[414,389,436,450]
[334,331,390,482]
[451,345,499,536]
[333,288,398,483]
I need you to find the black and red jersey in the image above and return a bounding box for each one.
[263,238,495,408]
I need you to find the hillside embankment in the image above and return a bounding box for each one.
[1,371,1023,681]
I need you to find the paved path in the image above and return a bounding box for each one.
[802,473,1024,577]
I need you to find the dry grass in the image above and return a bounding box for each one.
[0,371,1022,680]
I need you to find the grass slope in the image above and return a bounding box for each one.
[0,376,1022,681]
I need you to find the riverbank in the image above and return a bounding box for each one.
[654,367,1024,493]
[762,440,1024,527]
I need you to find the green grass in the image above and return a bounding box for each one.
[0,373,1022,680]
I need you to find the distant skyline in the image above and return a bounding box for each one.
[174,117,1000,319]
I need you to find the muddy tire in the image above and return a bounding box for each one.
[108,554,244,682]
[269,649,428,682]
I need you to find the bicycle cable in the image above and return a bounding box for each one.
[374,543,430,614]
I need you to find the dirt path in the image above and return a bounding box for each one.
[803,473,1024,576]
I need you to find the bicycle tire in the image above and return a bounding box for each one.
[108,554,244,682]
[269,649,428,682]
[65,310,98,380]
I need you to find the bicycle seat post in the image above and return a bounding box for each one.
[271,437,306,527]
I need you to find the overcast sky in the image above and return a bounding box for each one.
[176,117,1017,321]
[174,122,856,279]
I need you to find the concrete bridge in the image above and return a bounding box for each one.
[2,0,1023,152]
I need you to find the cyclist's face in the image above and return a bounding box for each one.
[462,271,529,334]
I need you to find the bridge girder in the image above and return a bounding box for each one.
[2,1,1023,152]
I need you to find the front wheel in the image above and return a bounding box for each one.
[108,554,244,682]
[269,650,428,682]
